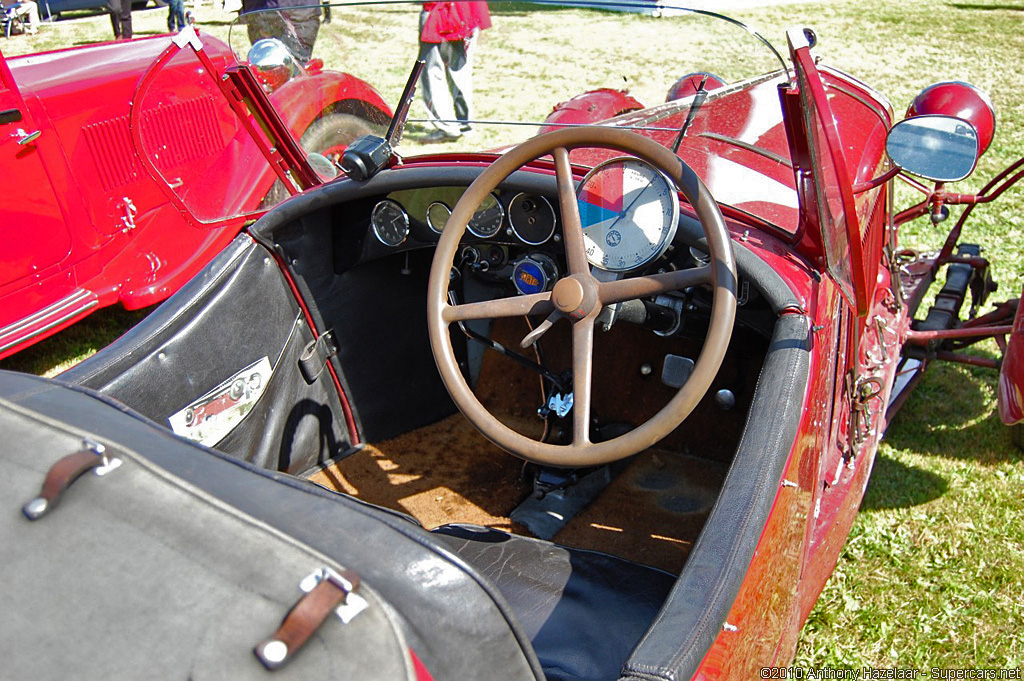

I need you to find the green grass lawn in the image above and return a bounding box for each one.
[2,0,1022,671]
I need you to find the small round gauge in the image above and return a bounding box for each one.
[576,157,680,272]
[508,193,557,245]
[426,201,452,234]
[371,199,410,247]
[468,192,505,238]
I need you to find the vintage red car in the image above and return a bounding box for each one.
[2,2,1022,679]
[0,30,391,359]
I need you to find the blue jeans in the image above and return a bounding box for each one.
[168,0,185,32]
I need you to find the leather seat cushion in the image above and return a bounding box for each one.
[431,524,677,681]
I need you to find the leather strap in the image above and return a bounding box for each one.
[298,330,339,384]
[255,569,360,670]
[22,449,105,520]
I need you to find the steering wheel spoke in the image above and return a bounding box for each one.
[443,293,554,324]
[553,147,590,276]
[597,265,713,306]
[571,316,595,446]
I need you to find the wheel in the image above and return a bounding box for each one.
[261,111,385,208]
[1011,423,1024,451]
[426,127,738,468]
[299,112,384,168]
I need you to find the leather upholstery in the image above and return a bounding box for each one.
[61,235,353,475]
[432,524,676,681]
[0,371,545,681]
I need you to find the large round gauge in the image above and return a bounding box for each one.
[576,157,680,272]
[426,201,452,234]
[508,193,557,245]
[468,192,505,238]
[371,199,410,247]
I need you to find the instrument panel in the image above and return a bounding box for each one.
[368,158,680,276]
[359,159,686,292]
[370,185,556,249]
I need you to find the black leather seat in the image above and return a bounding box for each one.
[432,524,677,681]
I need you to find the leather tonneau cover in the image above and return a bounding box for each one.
[1,398,416,680]
[0,371,546,681]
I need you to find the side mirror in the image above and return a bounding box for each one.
[886,114,980,182]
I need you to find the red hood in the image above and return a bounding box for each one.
[8,34,237,118]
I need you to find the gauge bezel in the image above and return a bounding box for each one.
[576,156,681,273]
[370,198,410,247]
[467,192,506,239]
[426,201,452,234]
[508,193,557,246]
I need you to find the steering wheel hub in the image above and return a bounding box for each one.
[552,276,594,319]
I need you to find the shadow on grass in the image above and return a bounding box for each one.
[0,305,152,378]
[947,3,1024,10]
[44,10,107,20]
[884,347,1023,465]
[860,452,947,511]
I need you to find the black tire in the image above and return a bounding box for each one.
[261,111,385,208]
[1011,423,1024,451]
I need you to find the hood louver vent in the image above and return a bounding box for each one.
[140,96,225,174]
[83,95,225,192]
[83,116,136,193]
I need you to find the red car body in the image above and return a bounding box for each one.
[3,4,1022,680]
[396,38,898,673]
[0,34,390,360]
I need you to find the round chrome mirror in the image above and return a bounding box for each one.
[886,114,980,182]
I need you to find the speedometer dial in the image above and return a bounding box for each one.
[576,157,680,272]
[468,192,504,238]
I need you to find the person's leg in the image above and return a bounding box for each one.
[246,10,285,46]
[121,7,132,38]
[115,0,132,39]
[23,0,39,33]
[447,32,475,131]
[108,0,121,38]
[172,0,185,30]
[422,42,462,139]
[280,6,320,62]
[418,32,462,138]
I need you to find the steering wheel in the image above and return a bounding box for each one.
[426,127,737,467]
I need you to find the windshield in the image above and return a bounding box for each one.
[151,0,801,230]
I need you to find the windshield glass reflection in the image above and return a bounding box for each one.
[227,0,798,230]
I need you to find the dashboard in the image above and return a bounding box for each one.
[340,157,689,303]
[335,184,570,298]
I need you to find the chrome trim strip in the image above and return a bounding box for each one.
[0,290,99,353]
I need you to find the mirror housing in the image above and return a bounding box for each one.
[886,114,980,182]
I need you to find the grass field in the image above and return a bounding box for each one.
[2,0,1022,672]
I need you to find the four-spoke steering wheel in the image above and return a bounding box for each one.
[426,127,737,467]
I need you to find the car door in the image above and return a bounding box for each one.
[786,29,890,319]
[786,28,896,606]
[0,51,72,293]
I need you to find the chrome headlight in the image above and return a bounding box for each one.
[247,38,300,89]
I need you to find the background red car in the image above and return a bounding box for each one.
[0,31,390,360]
